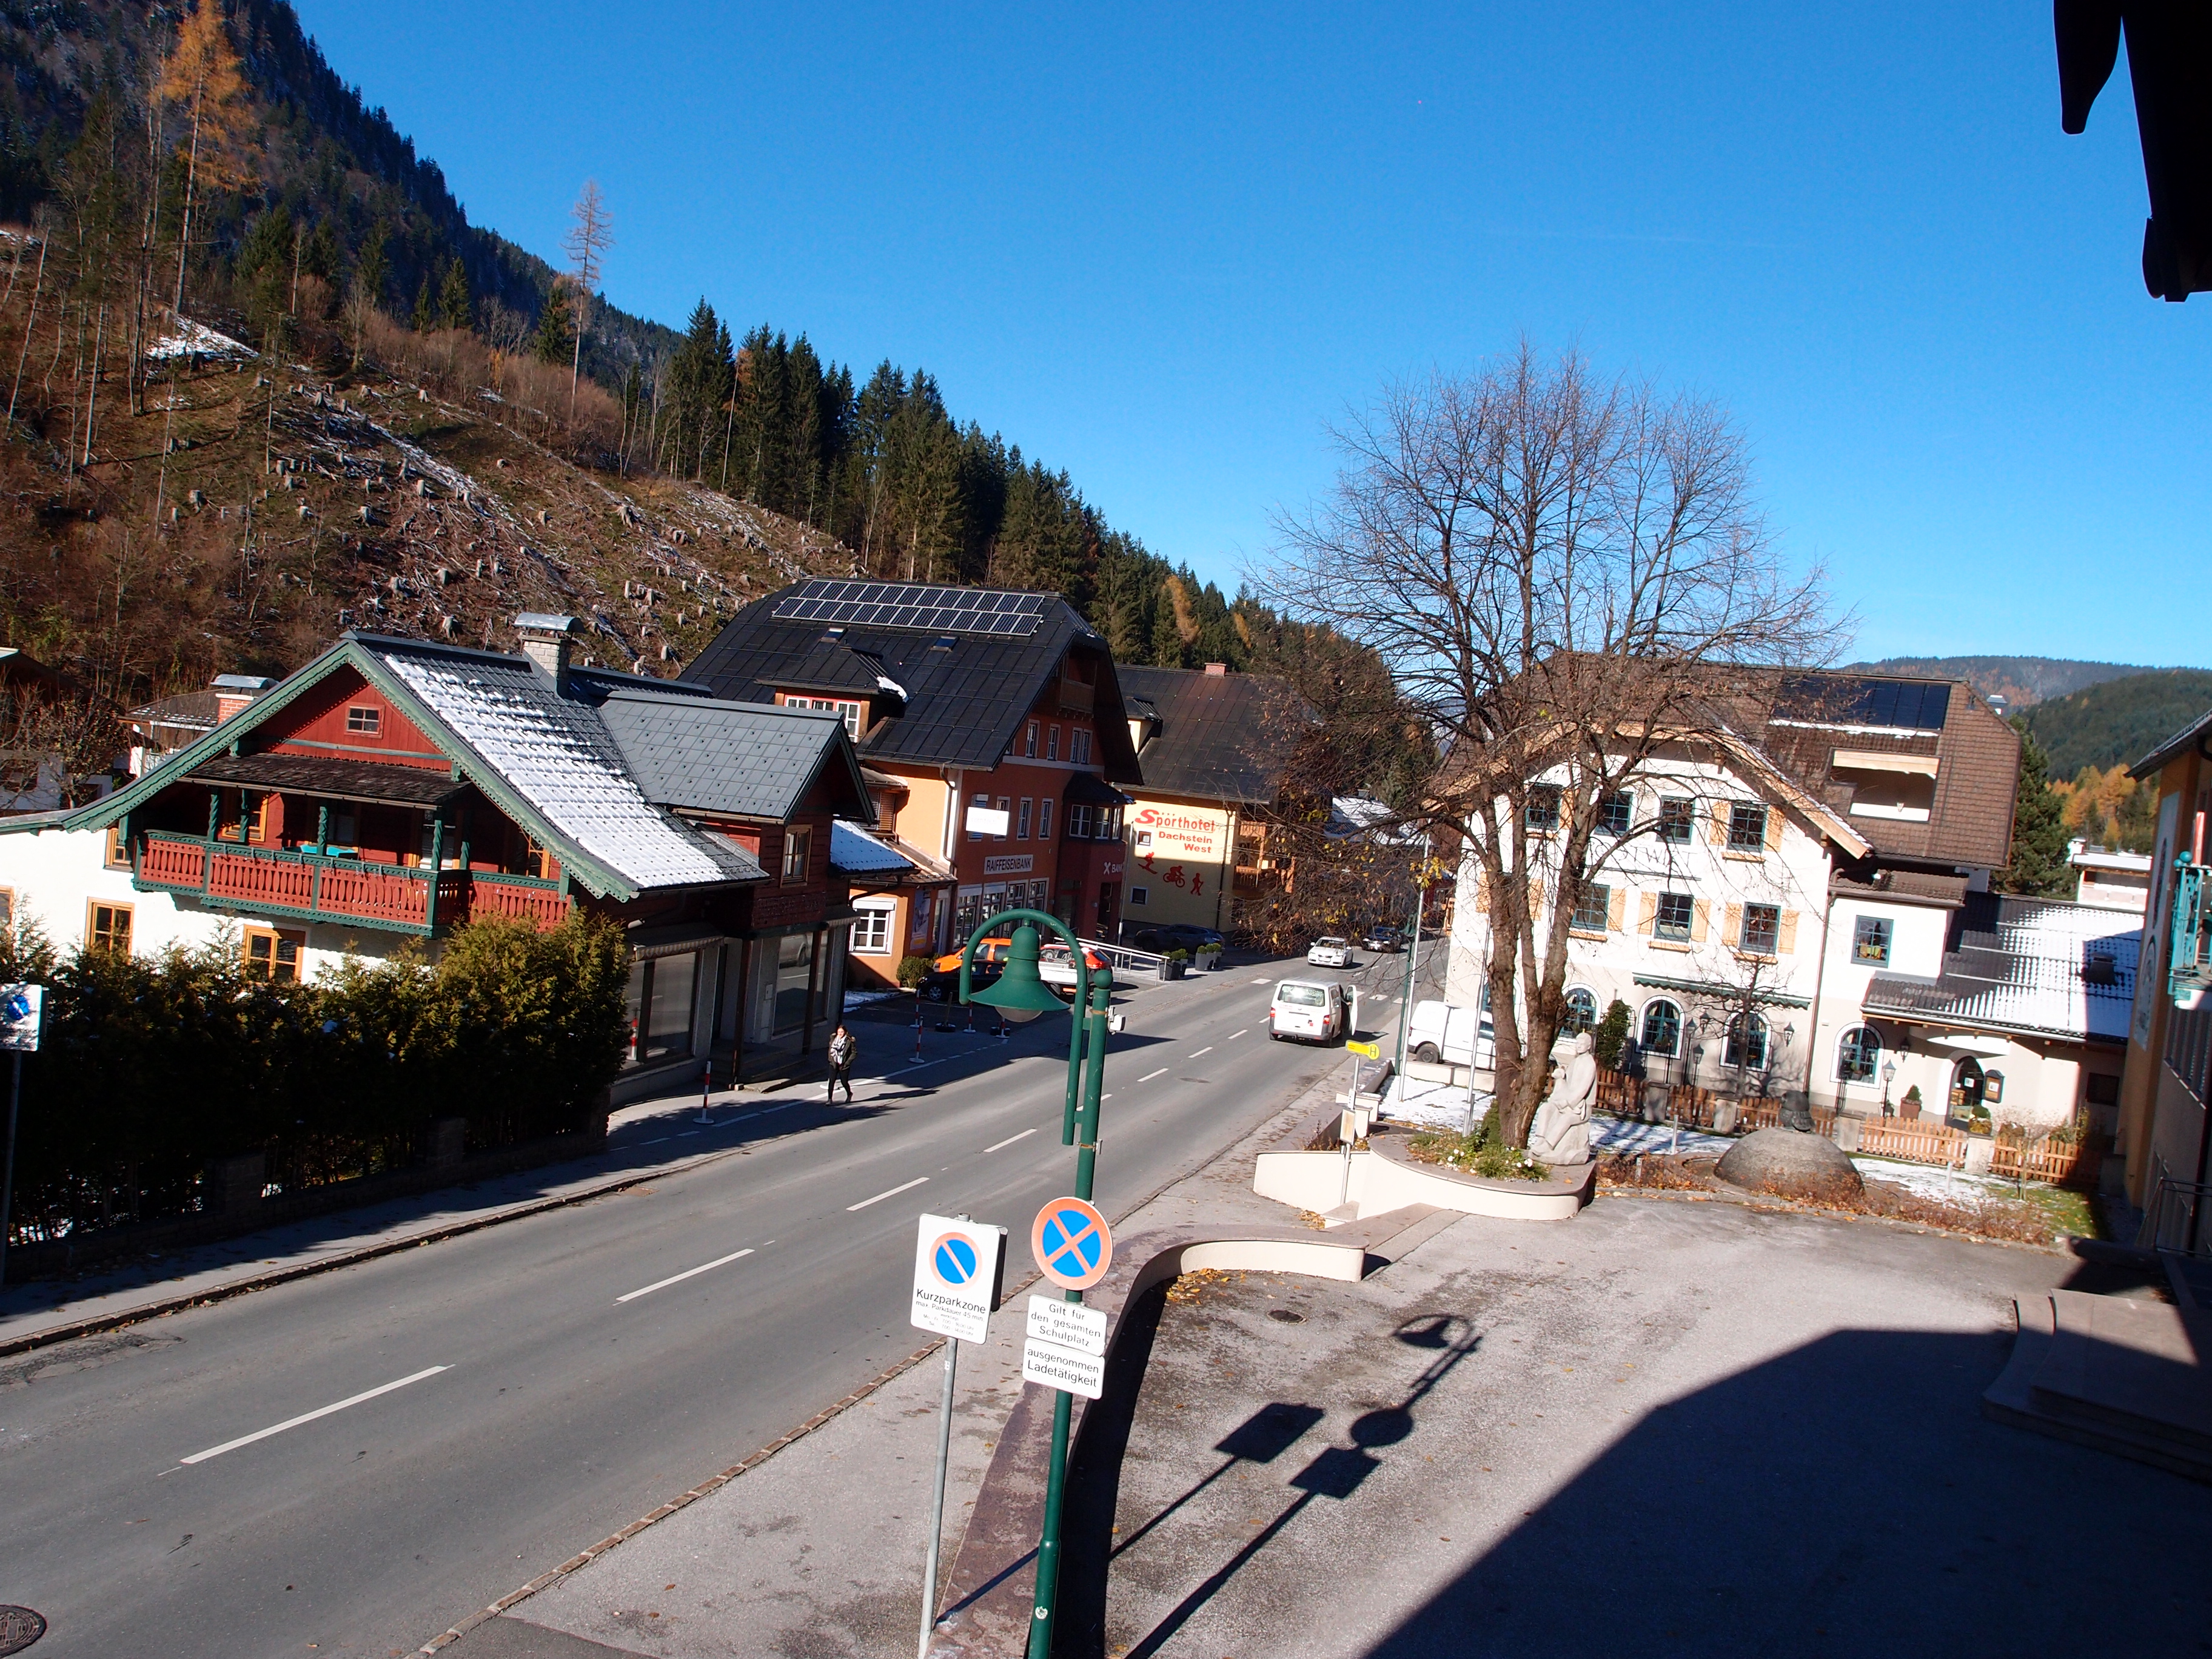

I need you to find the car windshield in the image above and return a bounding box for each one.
[1277,984,1327,1007]
[1316,938,1346,948]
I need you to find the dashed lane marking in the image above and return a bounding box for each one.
[1137,1068,1168,1083]
[847,1176,929,1212]
[984,1128,1038,1153]
[179,1366,451,1465]
[616,1248,756,1304]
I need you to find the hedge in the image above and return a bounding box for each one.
[0,910,631,1244]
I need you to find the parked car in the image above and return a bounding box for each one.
[1038,941,1111,1000]
[1406,992,1495,1068]
[1128,923,1225,954]
[1269,978,1352,1043]
[1362,923,1404,953]
[1305,936,1353,968]
[920,936,1011,1002]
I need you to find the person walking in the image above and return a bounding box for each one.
[825,1022,858,1104]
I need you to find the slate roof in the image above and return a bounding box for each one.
[1117,666,1312,805]
[1829,869,1971,908]
[184,751,468,808]
[685,580,1142,782]
[2131,700,2212,779]
[830,819,920,876]
[1861,894,2140,1044]
[594,691,871,822]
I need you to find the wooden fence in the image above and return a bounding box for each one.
[1592,1068,2101,1188]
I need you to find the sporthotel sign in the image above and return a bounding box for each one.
[1130,805,1227,860]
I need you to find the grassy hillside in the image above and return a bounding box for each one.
[1851,654,2180,710]
[2020,668,2212,777]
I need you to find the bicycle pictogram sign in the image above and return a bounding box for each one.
[1031,1196,1112,1291]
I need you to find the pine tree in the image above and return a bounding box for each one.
[438,257,471,332]
[354,220,390,313]
[532,280,575,365]
[412,273,435,333]
[1999,721,2071,896]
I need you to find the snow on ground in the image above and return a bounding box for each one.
[1379,1074,1481,1131]
[1852,1156,2023,1202]
[1592,1114,1734,1157]
[146,318,255,360]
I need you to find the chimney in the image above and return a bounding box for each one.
[1203,662,1228,676]
[514,612,581,694]
[210,674,273,723]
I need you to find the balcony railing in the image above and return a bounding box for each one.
[134,831,568,935]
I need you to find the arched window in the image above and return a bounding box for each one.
[1640,998,1681,1058]
[1724,1012,1768,1070]
[1563,987,1598,1036]
[1837,1025,1882,1084]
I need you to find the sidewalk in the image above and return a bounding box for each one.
[431,1102,2209,1659]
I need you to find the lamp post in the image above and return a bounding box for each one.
[954,910,1108,1659]
[1881,1057,1897,1116]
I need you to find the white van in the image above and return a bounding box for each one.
[1406,991,1494,1068]
[1269,979,1352,1043]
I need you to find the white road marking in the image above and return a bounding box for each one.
[1252,978,1272,984]
[179,1366,451,1465]
[1102,1093,1113,1101]
[1190,1047,1213,1057]
[848,1176,929,1212]
[1138,1068,1168,1082]
[616,1248,756,1304]
[1228,1030,1247,1039]
[638,1137,670,1146]
[984,1128,1038,1153]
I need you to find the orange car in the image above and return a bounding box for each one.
[918,936,1107,1002]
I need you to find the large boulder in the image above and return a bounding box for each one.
[1714,1126,1865,1202]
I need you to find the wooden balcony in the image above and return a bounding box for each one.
[134,831,568,935]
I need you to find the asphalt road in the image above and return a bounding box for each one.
[0,948,1433,1659]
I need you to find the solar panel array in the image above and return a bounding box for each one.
[1777,674,1951,731]
[771,580,1048,637]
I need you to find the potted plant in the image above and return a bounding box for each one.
[1899,1084,1923,1122]
[1193,942,1222,971]
[1159,947,1189,982]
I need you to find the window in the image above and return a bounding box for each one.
[1852,915,1892,965]
[1047,726,1061,761]
[628,950,700,1060]
[1597,790,1634,836]
[1037,797,1053,840]
[1836,1025,1882,1084]
[1657,797,1694,843]
[782,826,811,883]
[1129,885,1148,907]
[244,928,303,983]
[1067,803,1094,839]
[218,792,267,845]
[1025,720,1039,758]
[1724,1013,1768,1070]
[789,695,865,737]
[346,704,381,736]
[1071,728,1093,765]
[1017,799,1033,839]
[2086,1073,2120,1108]
[1572,883,1611,933]
[851,904,893,954]
[995,797,1011,840]
[0,887,12,928]
[1525,785,1561,833]
[1739,903,1780,955]
[1655,891,1694,942]
[87,901,132,955]
[1640,999,1681,1057]
[1563,987,1598,1036]
[1727,802,1769,852]
[106,824,131,869]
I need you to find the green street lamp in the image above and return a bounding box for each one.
[955,910,1109,1659]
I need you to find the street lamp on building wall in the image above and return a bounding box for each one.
[954,909,1110,1659]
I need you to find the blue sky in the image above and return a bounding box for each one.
[293,2,2208,667]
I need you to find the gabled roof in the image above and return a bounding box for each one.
[1861,894,2139,1045]
[2131,702,2212,779]
[65,634,769,901]
[1116,666,1312,805]
[594,691,872,823]
[685,579,1142,781]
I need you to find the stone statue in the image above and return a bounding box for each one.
[1527,1031,1598,1165]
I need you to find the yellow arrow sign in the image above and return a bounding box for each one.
[1346,1039,1381,1059]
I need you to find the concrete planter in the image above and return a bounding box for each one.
[1193,950,1222,971]
[1156,959,1187,982]
[1255,1131,1595,1223]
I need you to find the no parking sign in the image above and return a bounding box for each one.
[910,1213,1007,1343]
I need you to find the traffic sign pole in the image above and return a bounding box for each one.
[918,1333,958,1659]
[0,1051,20,1289]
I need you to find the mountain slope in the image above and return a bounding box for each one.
[1850,654,2185,710]
[2019,668,2212,777]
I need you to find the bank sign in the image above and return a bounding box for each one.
[1130,805,1227,860]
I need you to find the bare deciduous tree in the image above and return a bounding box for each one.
[1253,343,1842,1147]
[561,181,613,424]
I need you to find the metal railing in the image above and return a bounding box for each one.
[1077,936,1167,973]
[2139,1155,2211,1256]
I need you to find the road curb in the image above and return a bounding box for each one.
[0,1141,755,1360]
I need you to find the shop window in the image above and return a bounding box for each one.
[346,705,381,736]
[87,901,132,955]
[852,905,894,954]
[1837,1025,1882,1084]
[773,933,814,1035]
[1657,797,1694,843]
[1640,998,1681,1057]
[782,826,812,883]
[1724,1013,1768,1070]
[628,950,700,1062]
[244,928,304,984]
[1739,903,1780,955]
[1852,915,1892,965]
[1654,891,1694,943]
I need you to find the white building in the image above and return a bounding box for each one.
[1446,671,2133,1128]
[2068,840,2153,914]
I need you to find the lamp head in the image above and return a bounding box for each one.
[968,923,1061,1022]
